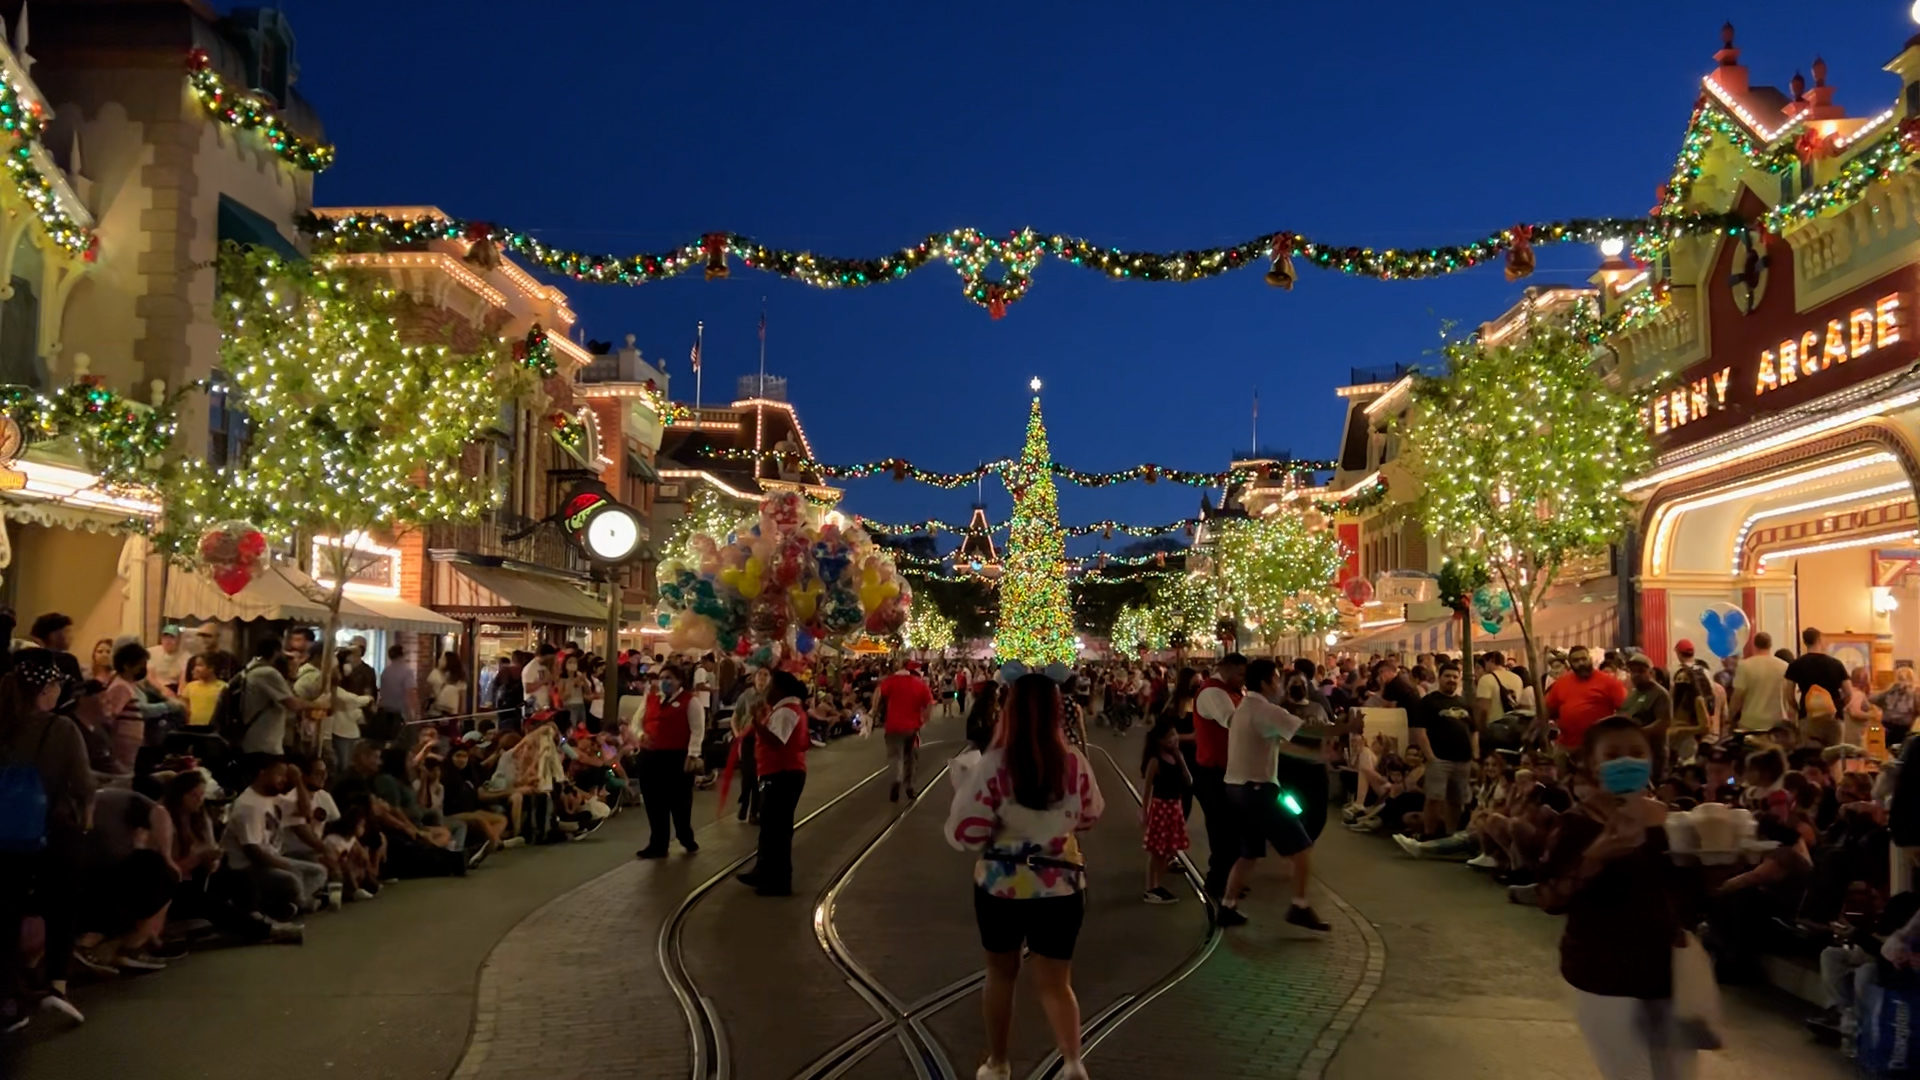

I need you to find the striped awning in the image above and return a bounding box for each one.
[166,563,385,627]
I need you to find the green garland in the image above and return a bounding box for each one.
[0,72,93,257]
[1,382,175,485]
[187,50,335,172]
[705,447,1326,489]
[304,210,1743,317]
[861,514,1195,538]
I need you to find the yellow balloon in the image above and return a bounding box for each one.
[738,556,765,600]
[791,579,823,621]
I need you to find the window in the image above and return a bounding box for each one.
[0,236,42,390]
[207,368,250,468]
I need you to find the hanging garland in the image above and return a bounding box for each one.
[860,514,1196,538]
[889,545,1184,570]
[902,565,1187,583]
[1315,476,1390,516]
[1652,100,1796,224]
[0,381,176,486]
[549,410,588,461]
[186,50,335,172]
[303,209,1745,317]
[1762,121,1918,234]
[515,324,557,378]
[0,73,93,258]
[703,447,1328,489]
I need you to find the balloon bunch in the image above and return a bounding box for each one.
[655,492,911,667]
[198,520,268,596]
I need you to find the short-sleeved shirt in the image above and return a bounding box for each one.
[1785,652,1851,716]
[183,678,223,727]
[1543,670,1628,748]
[239,661,295,755]
[1476,669,1523,714]
[877,672,934,735]
[1413,691,1475,763]
[222,785,284,869]
[146,645,187,691]
[1622,682,1673,766]
[1224,694,1304,786]
[1731,654,1791,730]
[379,662,417,717]
[279,788,340,859]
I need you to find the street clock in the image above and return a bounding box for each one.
[559,480,646,565]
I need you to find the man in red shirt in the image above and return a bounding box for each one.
[1541,644,1627,752]
[1192,653,1248,909]
[873,660,935,802]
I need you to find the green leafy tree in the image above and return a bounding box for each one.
[666,486,755,565]
[995,396,1077,665]
[1148,573,1217,658]
[1403,321,1652,694]
[1109,602,1166,655]
[901,603,957,653]
[155,245,513,675]
[1210,513,1346,655]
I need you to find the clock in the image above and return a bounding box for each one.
[583,504,643,563]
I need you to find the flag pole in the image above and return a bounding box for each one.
[1251,387,1259,454]
[694,320,704,416]
[757,297,767,397]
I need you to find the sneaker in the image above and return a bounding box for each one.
[71,949,118,978]
[352,888,375,902]
[268,921,305,945]
[500,836,527,849]
[1393,834,1423,858]
[115,954,167,973]
[145,941,189,961]
[890,782,901,803]
[1508,883,1538,906]
[635,847,670,860]
[976,1061,1012,1080]
[904,787,917,801]
[1059,1061,1089,1080]
[736,870,761,888]
[466,845,490,870]
[681,840,700,855]
[810,738,828,749]
[1285,904,1332,933]
[38,991,82,1024]
[4,1012,27,1034]
[1215,905,1249,928]
[1143,887,1179,905]
[1465,854,1500,870]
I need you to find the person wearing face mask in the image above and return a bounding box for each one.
[1541,645,1627,757]
[633,662,705,860]
[1535,715,1705,1080]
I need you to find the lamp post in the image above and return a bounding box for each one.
[558,478,648,727]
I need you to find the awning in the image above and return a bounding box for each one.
[346,593,460,635]
[1341,614,1458,657]
[166,563,385,627]
[437,562,607,626]
[217,194,301,260]
[1480,592,1619,656]
[627,451,660,483]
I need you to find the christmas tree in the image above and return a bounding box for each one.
[995,385,1078,666]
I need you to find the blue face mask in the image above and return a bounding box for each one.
[1597,756,1652,795]
[659,678,677,699]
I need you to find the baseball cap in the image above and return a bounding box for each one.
[1675,639,1695,656]
[160,624,182,638]
[1624,650,1654,669]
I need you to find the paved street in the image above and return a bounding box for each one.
[2,721,1859,1080]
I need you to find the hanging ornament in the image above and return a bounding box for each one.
[1901,116,1920,153]
[198,520,268,596]
[1101,526,1113,540]
[892,461,908,482]
[1504,225,1535,282]
[1154,552,1166,567]
[1795,130,1836,165]
[1343,576,1375,607]
[703,233,730,281]
[985,284,1008,321]
[1184,521,1195,538]
[463,221,501,270]
[1143,465,1158,485]
[1264,232,1296,290]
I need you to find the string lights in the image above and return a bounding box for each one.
[303,210,1745,317]
[0,69,93,257]
[861,515,1197,538]
[995,396,1077,665]
[702,447,1309,489]
[0,382,176,486]
[186,50,335,172]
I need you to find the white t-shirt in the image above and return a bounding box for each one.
[278,788,339,859]
[147,643,187,689]
[223,786,285,870]
[1195,685,1238,726]
[1224,693,1304,786]
[522,658,552,710]
[1732,654,1791,730]
[1476,669,1523,712]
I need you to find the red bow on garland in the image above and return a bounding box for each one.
[1504,225,1535,283]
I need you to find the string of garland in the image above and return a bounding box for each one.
[0,382,176,485]
[859,515,1196,538]
[1315,477,1390,516]
[1566,280,1675,344]
[901,565,1187,583]
[1761,121,1919,234]
[0,72,93,258]
[186,50,335,172]
[302,209,1744,318]
[1653,100,1796,224]
[549,410,588,461]
[702,447,1327,489]
[515,325,557,378]
[889,546,1185,570]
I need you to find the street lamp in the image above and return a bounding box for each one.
[1599,237,1625,258]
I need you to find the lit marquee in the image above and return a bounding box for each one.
[1756,294,1904,396]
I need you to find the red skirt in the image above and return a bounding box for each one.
[1143,796,1190,859]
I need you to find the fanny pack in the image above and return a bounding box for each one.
[983,848,1086,880]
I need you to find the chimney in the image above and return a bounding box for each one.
[1800,57,1845,120]
[1710,21,1748,96]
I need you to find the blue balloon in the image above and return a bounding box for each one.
[795,629,816,656]
[1699,603,1751,659]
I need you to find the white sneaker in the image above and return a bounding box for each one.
[39,992,82,1024]
[501,836,527,849]
[352,888,375,901]
[1059,1061,1090,1080]
[976,1061,1011,1080]
[1392,834,1423,858]
[1465,854,1499,869]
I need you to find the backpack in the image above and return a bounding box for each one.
[211,668,255,743]
[0,722,57,853]
[1494,675,1520,717]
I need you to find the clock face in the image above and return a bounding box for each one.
[585,507,641,562]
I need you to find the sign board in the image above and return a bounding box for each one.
[1375,570,1437,605]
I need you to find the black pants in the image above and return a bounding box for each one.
[1190,763,1238,900]
[1275,754,1330,843]
[736,734,760,820]
[0,835,79,1016]
[754,770,806,892]
[638,749,695,852]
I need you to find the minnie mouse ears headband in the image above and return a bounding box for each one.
[14,659,63,692]
[995,661,1074,687]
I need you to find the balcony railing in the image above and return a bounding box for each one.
[426,509,590,576]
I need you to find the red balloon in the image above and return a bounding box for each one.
[237,531,268,560]
[1343,577,1375,607]
[213,566,253,596]
[733,636,752,657]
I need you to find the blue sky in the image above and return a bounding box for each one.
[276,0,1910,556]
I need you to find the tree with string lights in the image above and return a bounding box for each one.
[1210,513,1346,655]
[994,380,1078,666]
[1403,321,1651,698]
[153,245,514,678]
[901,603,957,655]
[1148,572,1218,660]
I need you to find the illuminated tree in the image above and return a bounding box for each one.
[1210,513,1346,654]
[1148,573,1217,656]
[154,245,513,672]
[666,486,754,566]
[995,394,1077,666]
[1403,321,1651,690]
[901,604,957,653]
[1109,602,1165,655]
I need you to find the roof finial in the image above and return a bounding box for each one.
[1791,71,1806,99]
[14,1,32,75]
[1812,56,1828,87]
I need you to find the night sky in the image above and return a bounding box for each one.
[275,1,1907,556]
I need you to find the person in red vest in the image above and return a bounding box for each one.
[1191,653,1247,912]
[874,660,935,803]
[738,669,810,896]
[633,661,706,860]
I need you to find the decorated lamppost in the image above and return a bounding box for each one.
[557,478,648,724]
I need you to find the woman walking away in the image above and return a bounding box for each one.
[1537,715,1705,1080]
[947,672,1104,1080]
[738,670,809,897]
[1140,717,1191,904]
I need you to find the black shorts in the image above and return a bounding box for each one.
[973,887,1085,960]
[1225,782,1312,859]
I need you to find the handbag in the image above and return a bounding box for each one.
[1671,930,1725,1051]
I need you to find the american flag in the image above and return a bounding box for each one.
[690,333,701,372]
[758,308,766,341]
